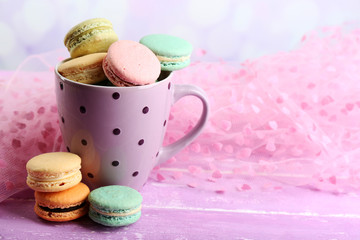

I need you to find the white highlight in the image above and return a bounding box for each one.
[283,0,319,34]
[187,0,230,26]
[91,0,128,37]
[22,0,56,35]
[207,26,238,59]
[143,204,360,219]
[0,22,15,56]
[232,0,254,32]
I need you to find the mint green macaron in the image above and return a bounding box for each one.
[140,34,193,71]
[88,185,143,227]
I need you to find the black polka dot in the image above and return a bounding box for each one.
[163,120,167,126]
[168,82,171,90]
[81,139,87,146]
[142,106,149,114]
[61,117,65,124]
[113,128,121,135]
[60,82,63,90]
[87,173,94,178]
[138,139,144,145]
[80,106,86,114]
[132,171,139,177]
[112,161,119,167]
[66,146,70,152]
[112,92,120,99]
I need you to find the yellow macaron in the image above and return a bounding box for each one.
[58,52,107,84]
[26,152,82,192]
[64,18,118,58]
[34,182,90,222]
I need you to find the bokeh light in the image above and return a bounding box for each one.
[1,0,360,69]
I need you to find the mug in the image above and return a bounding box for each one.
[55,63,209,190]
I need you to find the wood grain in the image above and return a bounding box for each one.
[2,181,360,239]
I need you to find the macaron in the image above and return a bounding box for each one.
[103,40,161,87]
[26,152,82,192]
[64,18,118,58]
[34,182,90,222]
[139,34,193,71]
[58,52,107,84]
[88,185,143,227]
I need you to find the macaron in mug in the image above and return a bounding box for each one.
[55,66,209,190]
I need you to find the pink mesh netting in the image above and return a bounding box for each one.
[1,26,360,202]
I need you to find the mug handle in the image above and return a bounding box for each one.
[157,84,210,164]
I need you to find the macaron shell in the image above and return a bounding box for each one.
[88,185,143,211]
[70,32,118,58]
[103,40,161,86]
[34,203,89,222]
[89,208,141,227]
[139,34,193,57]
[58,53,107,84]
[102,57,134,87]
[27,170,82,192]
[35,183,90,208]
[26,152,81,177]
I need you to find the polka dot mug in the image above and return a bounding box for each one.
[55,65,209,190]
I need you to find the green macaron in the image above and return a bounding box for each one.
[88,185,143,227]
[140,34,193,71]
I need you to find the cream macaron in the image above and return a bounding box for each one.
[58,52,107,84]
[64,18,118,58]
[26,152,82,192]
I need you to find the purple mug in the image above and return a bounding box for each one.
[55,64,209,190]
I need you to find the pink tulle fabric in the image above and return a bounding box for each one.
[2,26,360,202]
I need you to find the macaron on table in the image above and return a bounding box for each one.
[88,185,143,227]
[34,182,90,222]
[26,152,82,192]
[2,17,360,239]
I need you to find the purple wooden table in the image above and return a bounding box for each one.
[1,177,360,240]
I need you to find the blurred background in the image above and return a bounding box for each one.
[0,0,360,69]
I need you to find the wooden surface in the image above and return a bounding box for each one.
[1,179,360,240]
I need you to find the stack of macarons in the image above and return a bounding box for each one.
[59,18,118,85]
[26,152,90,222]
[26,152,143,227]
[58,18,193,87]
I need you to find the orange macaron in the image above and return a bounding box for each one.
[34,182,90,222]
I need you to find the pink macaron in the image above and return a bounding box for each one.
[103,40,161,87]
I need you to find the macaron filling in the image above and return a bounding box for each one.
[38,201,87,213]
[90,204,142,217]
[157,55,190,63]
[27,168,80,182]
[67,28,115,51]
